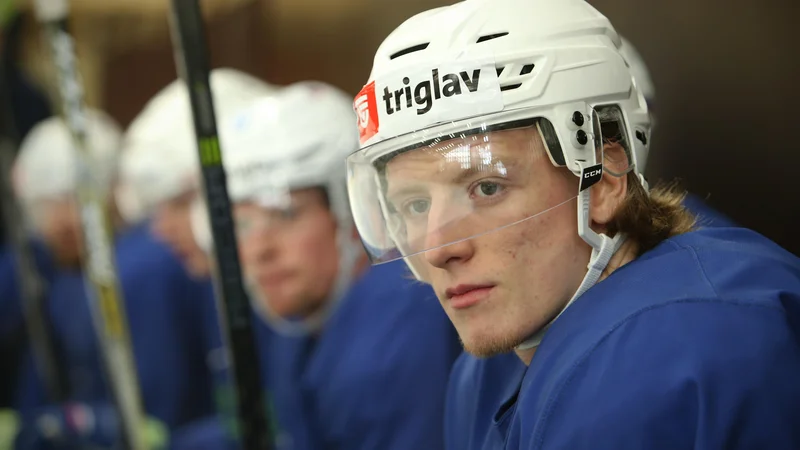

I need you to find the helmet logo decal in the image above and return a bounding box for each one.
[355,81,379,143]
[579,164,603,191]
[358,54,504,146]
[383,69,482,116]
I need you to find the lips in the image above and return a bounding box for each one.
[445,284,495,310]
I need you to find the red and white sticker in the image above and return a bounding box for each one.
[355,81,380,144]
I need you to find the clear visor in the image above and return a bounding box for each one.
[347,114,605,265]
[231,185,313,240]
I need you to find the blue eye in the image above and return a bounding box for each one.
[473,182,502,198]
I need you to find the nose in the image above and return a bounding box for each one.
[422,200,475,269]
[239,228,279,267]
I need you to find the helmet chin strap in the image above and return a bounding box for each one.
[516,183,627,351]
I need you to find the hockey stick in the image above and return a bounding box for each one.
[32,1,148,449]
[167,1,273,449]
[0,27,69,402]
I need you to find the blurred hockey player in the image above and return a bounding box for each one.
[347,0,800,449]
[180,81,461,450]
[116,68,278,446]
[4,109,216,449]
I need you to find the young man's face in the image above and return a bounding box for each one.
[151,190,210,278]
[384,126,595,357]
[234,188,340,319]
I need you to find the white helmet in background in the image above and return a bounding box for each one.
[13,109,121,226]
[191,80,362,335]
[116,68,277,224]
[347,0,651,347]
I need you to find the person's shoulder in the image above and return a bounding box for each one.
[336,260,451,338]
[519,286,800,449]
[525,300,800,448]
[560,227,800,369]
[669,227,800,301]
[516,228,800,448]
[593,227,800,314]
[115,222,186,275]
[315,262,459,388]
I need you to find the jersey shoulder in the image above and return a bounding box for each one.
[514,228,800,450]
[325,260,458,367]
[305,260,460,423]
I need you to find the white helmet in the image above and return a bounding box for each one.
[115,68,277,224]
[619,36,655,108]
[190,80,362,335]
[13,109,121,212]
[347,0,651,348]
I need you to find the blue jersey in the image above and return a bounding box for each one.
[0,241,57,408]
[491,227,800,449]
[296,260,461,450]
[445,352,525,450]
[174,260,461,450]
[443,192,742,450]
[12,223,216,430]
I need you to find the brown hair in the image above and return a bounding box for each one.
[606,173,697,256]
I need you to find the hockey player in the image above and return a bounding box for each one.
[441,32,741,450]
[183,81,462,449]
[116,68,276,280]
[347,0,800,449]
[116,68,278,446]
[5,109,216,448]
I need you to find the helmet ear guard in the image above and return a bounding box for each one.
[534,102,604,176]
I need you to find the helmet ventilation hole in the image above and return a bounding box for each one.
[476,32,509,43]
[390,43,430,60]
[520,64,535,75]
[500,83,522,92]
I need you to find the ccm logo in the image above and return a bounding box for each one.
[584,169,602,178]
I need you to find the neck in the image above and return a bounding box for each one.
[515,237,640,366]
[516,347,536,365]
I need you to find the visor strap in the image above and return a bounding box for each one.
[515,231,626,350]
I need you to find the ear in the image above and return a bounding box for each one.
[590,143,629,226]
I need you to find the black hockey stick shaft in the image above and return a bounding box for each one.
[167,1,273,449]
[0,33,70,402]
[32,1,148,448]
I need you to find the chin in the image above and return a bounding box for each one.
[265,296,303,319]
[457,323,525,358]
